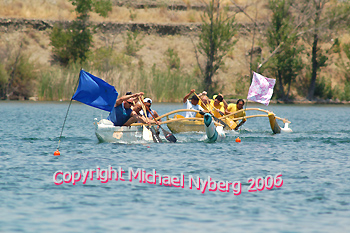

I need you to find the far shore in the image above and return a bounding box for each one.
[1,98,350,105]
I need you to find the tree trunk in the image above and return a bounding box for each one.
[205,0,215,96]
[205,62,213,95]
[278,71,286,101]
[307,1,322,100]
[286,79,291,100]
[307,33,318,100]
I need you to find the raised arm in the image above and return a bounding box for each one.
[183,89,195,103]
[115,92,144,107]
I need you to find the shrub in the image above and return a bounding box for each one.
[49,0,112,66]
[341,82,350,101]
[0,63,9,99]
[50,23,73,66]
[314,76,334,99]
[164,48,180,70]
[124,30,144,56]
[5,54,37,99]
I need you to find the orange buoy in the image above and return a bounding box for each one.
[54,150,61,156]
[235,137,241,143]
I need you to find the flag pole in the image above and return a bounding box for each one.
[236,73,252,142]
[235,95,247,140]
[239,71,276,138]
[54,68,82,156]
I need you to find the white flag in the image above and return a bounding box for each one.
[247,72,276,106]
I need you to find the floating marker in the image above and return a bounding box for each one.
[235,137,241,143]
[54,150,61,156]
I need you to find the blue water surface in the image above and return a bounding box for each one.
[0,102,349,232]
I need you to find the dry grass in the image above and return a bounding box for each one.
[3,24,347,100]
[0,0,270,24]
[0,28,255,99]
[0,0,75,20]
[1,0,349,101]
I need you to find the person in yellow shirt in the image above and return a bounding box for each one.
[194,92,208,118]
[225,99,246,130]
[208,94,228,118]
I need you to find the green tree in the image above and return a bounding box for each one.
[338,43,350,83]
[335,37,350,101]
[50,0,112,66]
[195,0,238,96]
[294,0,350,100]
[265,0,303,101]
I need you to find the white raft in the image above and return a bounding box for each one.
[94,119,154,143]
[203,113,226,142]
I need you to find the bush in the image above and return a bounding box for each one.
[341,82,350,101]
[124,30,144,56]
[49,0,112,66]
[314,76,334,99]
[50,23,73,66]
[0,63,9,99]
[0,53,37,100]
[164,48,180,70]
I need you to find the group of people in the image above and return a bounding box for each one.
[182,89,246,130]
[107,89,246,131]
[107,92,160,127]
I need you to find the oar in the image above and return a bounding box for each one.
[154,108,290,124]
[193,92,232,130]
[139,98,177,143]
[138,96,162,143]
[156,109,203,120]
[219,108,291,123]
[200,98,238,130]
[131,117,224,126]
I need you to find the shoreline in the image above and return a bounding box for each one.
[1,98,350,105]
[234,99,350,105]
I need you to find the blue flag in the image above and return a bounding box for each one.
[72,70,118,112]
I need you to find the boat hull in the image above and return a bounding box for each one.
[204,113,225,142]
[166,114,225,133]
[167,119,205,133]
[166,113,291,134]
[94,119,153,143]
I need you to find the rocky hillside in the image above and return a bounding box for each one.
[0,0,349,103]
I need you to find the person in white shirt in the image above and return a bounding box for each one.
[139,97,161,121]
[182,89,204,118]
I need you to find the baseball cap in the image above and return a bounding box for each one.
[144,98,152,104]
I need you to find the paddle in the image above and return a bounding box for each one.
[139,97,177,143]
[156,109,207,120]
[138,97,162,143]
[148,125,162,143]
[193,92,232,130]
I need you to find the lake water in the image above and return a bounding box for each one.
[0,102,349,232]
